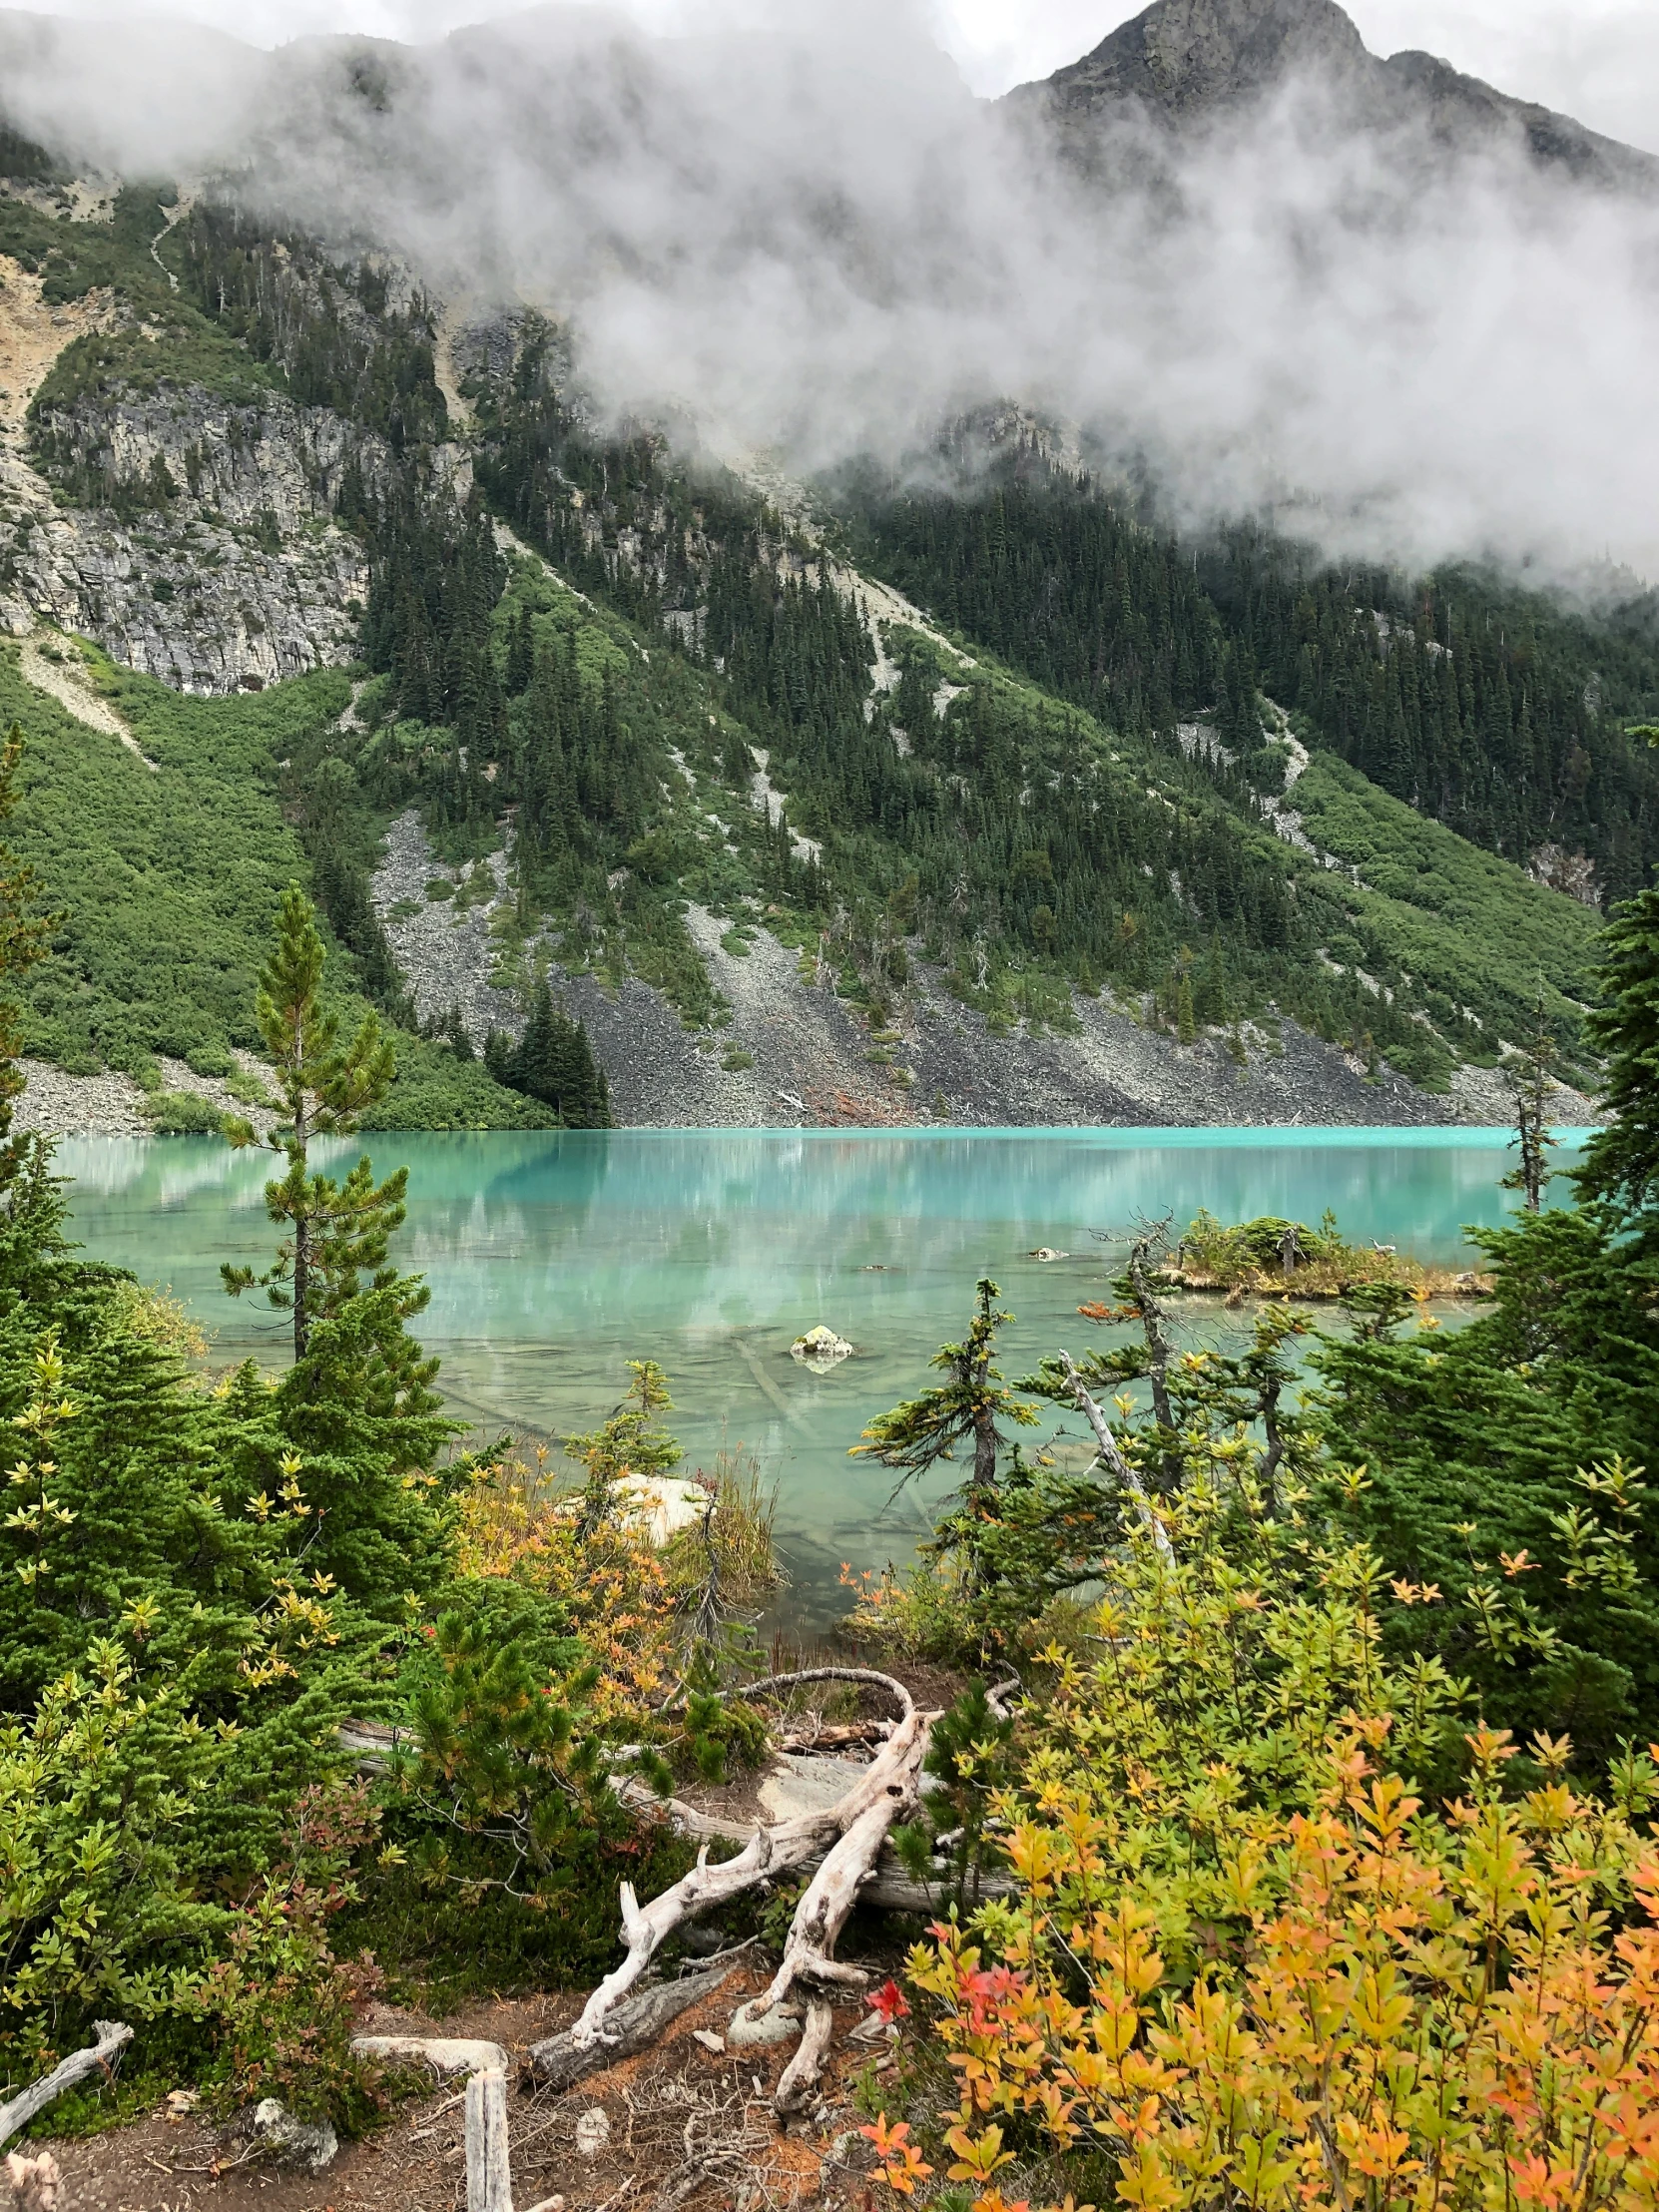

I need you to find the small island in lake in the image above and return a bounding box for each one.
[1152,1209,1493,1301]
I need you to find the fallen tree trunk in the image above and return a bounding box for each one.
[749,1724,932,2113]
[465,2068,512,2212]
[558,1678,929,2053]
[0,2022,132,2151]
[351,2037,509,2077]
[527,1960,745,2090]
[558,1704,936,2118]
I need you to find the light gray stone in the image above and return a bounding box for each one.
[250,2098,338,2174]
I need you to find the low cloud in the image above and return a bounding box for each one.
[2,0,1658,581]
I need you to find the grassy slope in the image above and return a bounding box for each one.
[0,643,549,1128]
[1292,753,1602,1039]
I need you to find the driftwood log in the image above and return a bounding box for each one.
[0,2022,132,2151]
[466,2069,512,2212]
[351,2036,513,2212]
[760,1722,933,2113]
[542,1672,939,2115]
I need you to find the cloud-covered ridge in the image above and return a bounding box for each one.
[1,0,1656,579]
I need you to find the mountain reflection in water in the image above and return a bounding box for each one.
[61,1126,1585,1629]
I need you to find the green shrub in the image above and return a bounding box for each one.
[145,1090,227,1134]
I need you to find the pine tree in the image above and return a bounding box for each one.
[0,725,62,1290]
[1577,881,1659,1245]
[490,979,613,1128]
[855,1279,1041,1493]
[223,886,408,1360]
[1501,984,1560,1214]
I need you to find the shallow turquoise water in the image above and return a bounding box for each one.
[59,1127,1583,1626]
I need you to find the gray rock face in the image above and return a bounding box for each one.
[1,368,471,694]
[0,387,376,691]
[1025,0,1370,128]
[1007,0,1659,196]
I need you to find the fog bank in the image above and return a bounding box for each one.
[1,0,1655,579]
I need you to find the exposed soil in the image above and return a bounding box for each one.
[0,255,117,434]
[34,1968,896,2212]
[17,628,155,766]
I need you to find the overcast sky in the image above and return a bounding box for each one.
[15,0,1659,153]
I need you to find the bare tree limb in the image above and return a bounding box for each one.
[350,2035,516,2212]
[752,1714,933,2113]
[0,2022,131,2150]
[557,1706,936,2085]
[351,2037,509,2077]
[774,2002,834,2118]
[465,2068,513,2212]
[736,1669,915,1721]
[1059,1353,1175,1563]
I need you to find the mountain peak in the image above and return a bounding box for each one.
[1006,0,1659,196]
[1022,0,1370,126]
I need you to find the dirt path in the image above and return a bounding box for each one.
[32,1972,889,2212]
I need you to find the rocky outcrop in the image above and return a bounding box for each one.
[367,809,1464,1131]
[0,422,367,693]
[0,250,470,693]
[1018,0,1371,130]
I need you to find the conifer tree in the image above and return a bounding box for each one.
[1578,882,1659,1244]
[0,724,60,1276]
[486,979,612,1128]
[855,1279,1040,1493]
[1501,983,1560,1214]
[223,886,409,1360]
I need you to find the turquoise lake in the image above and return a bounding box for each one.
[58,1127,1583,1628]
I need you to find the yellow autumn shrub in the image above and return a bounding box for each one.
[455,1443,673,1711]
[864,1481,1659,2212]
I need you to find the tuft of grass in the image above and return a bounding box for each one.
[663,1450,785,1610]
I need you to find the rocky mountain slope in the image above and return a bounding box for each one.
[1008,0,1659,192]
[0,3,1642,1134]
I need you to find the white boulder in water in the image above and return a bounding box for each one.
[791,1324,854,1367]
